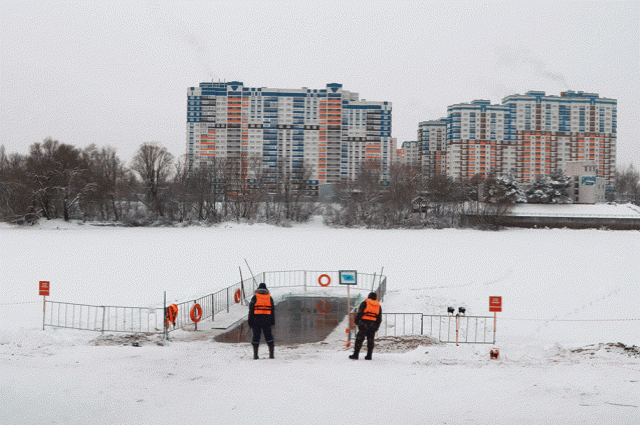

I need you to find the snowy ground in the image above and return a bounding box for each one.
[1,218,639,424]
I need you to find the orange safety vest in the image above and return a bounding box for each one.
[361,298,380,321]
[254,293,272,315]
[166,303,178,325]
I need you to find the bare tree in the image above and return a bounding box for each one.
[268,158,317,224]
[170,155,224,223]
[82,145,124,221]
[615,163,640,205]
[222,157,246,222]
[25,138,96,221]
[0,145,6,176]
[331,160,385,227]
[130,142,174,218]
[188,164,208,221]
[238,155,265,222]
[0,147,31,223]
[381,164,421,227]
[424,173,456,219]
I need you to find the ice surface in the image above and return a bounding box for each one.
[1,218,638,424]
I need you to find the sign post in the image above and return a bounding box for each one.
[489,296,502,344]
[339,271,357,346]
[39,281,50,330]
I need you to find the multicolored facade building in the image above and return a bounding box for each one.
[502,91,616,190]
[417,118,447,178]
[418,91,617,193]
[186,81,393,192]
[396,141,420,167]
[445,100,514,180]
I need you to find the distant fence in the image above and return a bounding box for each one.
[380,313,496,344]
[43,270,387,335]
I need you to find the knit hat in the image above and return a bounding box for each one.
[258,283,267,290]
[368,292,377,300]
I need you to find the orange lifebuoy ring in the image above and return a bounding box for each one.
[317,300,331,313]
[234,289,242,304]
[190,303,202,322]
[318,274,331,287]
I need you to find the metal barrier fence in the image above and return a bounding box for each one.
[380,313,496,344]
[43,275,495,345]
[45,302,162,333]
[43,270,387,334]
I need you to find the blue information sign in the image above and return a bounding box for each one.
[581,176,596,186]
[339,270,357,285]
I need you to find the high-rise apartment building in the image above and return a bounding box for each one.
[418,118,447,178]
[501,91,616,189]
[396,141,420,167]
[418,91,616,193]
[186,81,392,191]
[445,100,513,179]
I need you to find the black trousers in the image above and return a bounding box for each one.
[252,324,274,345]
[354,320,377,352]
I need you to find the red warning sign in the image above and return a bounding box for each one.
[39,281,50,296]
[489,296,502,312]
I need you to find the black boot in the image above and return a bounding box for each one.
[349,344,361,360]
[268,342,275,359]
[252,344,259,359]
[365,346,373,360]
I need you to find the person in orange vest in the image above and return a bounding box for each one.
[349,292,382,360]
[248,283,276,359]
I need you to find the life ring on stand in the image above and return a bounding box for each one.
[234,289,242,304]
[318,274,331,287]
[190,303,202,323]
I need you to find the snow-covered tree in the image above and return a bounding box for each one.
[526,170,572,204]
[526,176,552,203]
[483,171,526,204]
[547,169,572,204]
[496,174,526,203]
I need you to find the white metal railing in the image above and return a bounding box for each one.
[43,270,387,334]
[380,313,496,344]
[45,302,162,333]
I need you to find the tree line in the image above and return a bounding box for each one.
[0,138,319,226]
[1,138,639,228]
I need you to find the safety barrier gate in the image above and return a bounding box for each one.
[380,313,496,344]
[43,270,387,335]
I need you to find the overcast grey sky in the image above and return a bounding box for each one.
[2,1,639,169]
